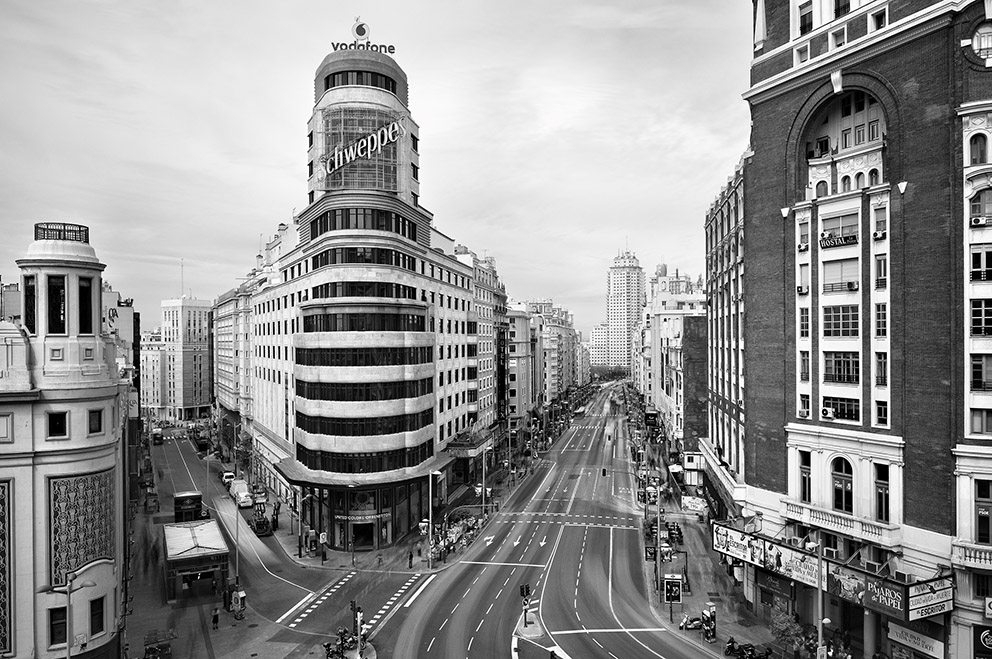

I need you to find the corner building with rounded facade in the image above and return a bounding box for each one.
[243,46,477,552]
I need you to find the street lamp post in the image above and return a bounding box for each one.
[298,490,314,558]
[38,572,96,659]
[427,470,442,570]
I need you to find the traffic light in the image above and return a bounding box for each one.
[602,468,607,477]
[664,578,682,604]
[519,583,531,597]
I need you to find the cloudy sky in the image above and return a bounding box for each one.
[0,1,753,338]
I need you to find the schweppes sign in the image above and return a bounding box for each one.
[324,117,407,175]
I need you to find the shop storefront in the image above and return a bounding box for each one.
[974,624,992,659]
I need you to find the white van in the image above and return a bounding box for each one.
[229,479,252,508]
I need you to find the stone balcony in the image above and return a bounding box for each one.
[782,499,902,549]
[952,540,992,570]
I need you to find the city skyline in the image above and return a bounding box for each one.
[0,1,752,338]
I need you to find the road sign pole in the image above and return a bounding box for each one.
[669,600,673,623]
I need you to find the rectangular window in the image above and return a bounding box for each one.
[799,263,810,288]
[823,305,859,337]
[977,573,992,598]
[972,408,992,434]
[823,396,860,421]
[875,254,887,289]
[842,129,852,149]
[90,596,105,636]
[835,0,850,17]
[796,44,811,64]
[978,479,992,544]
[974,354,992,390]
[876,400,888,426]
[855,125,866,144]
[822,258,859,292]
[875,464,890,522]
[79,277,93,334]
[830,27,846,48]
[88,409,102,435]
[824,351,859,384]
[48,275,66,334]
[833,469,853,513]
[412,163,419,181]
[821,213,859,238]
[800,308,810,338]
[868,120,880,141]
[799,2,813,34]
[800,351,810,381]
[47,412,68,439]
[800,393,810,415]
[49,606,67,646]
[876,352,888,386]
[875,303,888,337]
[869,8,887,32]
[411,134,419,152]
[800,450,812,503]
[24,274,36,334]
[799,221,810,243]
[0,413,10,442]
[972,245,992,281]
[874,207,887,232]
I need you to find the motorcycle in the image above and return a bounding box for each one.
[679,613,703,630]
[737,643,758,659]
[725,637,740,656]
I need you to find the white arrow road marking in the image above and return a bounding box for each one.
[539,536,547,547]
[513,536,521,547]
[485,536,495,546]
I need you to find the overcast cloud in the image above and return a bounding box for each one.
[0,1,753,338]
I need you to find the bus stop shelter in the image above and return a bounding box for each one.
[162,520,229,602]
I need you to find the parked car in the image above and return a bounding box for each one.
[248,514,272,536]
[221,471,235,488]
[229,479,252,508]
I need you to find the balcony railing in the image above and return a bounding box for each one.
[875,277,887,289]
[800,370,810,381]
[876,375,888,386]
[952,540,992,570]
[823,373,859,384]
[973,380,992,391]
[972,326,992,336]
[783,499,901,548]
[823,282,858,293]
[971,269,992,282]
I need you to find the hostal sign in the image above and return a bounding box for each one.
[324,117,407,175]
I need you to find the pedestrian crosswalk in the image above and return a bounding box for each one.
[288,571,356,628]
[367,573,421,630]
[495,512,638,529]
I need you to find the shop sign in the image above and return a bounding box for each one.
[974,624,992,658]
[760,540,826,589]
[985,598,992,620]
[819,234,858,249]
[682,496,706,512]
[756,569,793,599]
[888,622,943,659]
[827,563,867,605]
[864,575,905,618]
[713,524,763,565]
[908,578,953,621]
[324,118,406,175]
[337,512,389,522]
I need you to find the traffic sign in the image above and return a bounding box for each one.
[644,546,657,562]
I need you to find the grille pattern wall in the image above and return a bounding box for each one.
[0,482,9,654]
[320,107,399,191]
[50,469,116,585]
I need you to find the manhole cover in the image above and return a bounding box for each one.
[248,624,258,628]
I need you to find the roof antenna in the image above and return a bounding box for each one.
[181,258,184,298]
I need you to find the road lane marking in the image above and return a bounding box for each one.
[427,637,435,652]
[552,627,671,635]
[403,573,437,608]
[467,636,474,651]
[475,619,484,632]
[459,561,546,567]
[439,618,448,630]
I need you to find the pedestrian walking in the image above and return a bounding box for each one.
[212,607,219,630]
[211,578,218,595]
[377,554,383,567]
[408,550,413,569]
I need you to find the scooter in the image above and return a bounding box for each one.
[679,613,703,630]
[725,637,740,656]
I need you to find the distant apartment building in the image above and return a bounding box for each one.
[589,322,609,366]
[0,282,19,324]
[526,300,577,403]
[703,156,745,521]
[575,340,590,387]
[606,250,645,372]
[140,297,212,421]
[507,303,543,464]
[1,223,128,657]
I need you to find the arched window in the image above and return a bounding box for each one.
[972,189,992,218]
[832,457,853,514]
[868,169,879,185]
[972,134,988,165]
[841,176,851,192]
[855,173,865,189]
[816,181,829,197]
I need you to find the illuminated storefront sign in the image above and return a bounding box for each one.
[330,19,396,54]
[324,118,407,175]
[711,522,954,622]
[888,622,943,659]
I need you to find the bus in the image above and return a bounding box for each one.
[574,406,586,417]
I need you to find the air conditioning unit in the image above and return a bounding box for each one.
[798,410,810,418]
[863,560,883,574]
[973,217,989,227]
[798,242,810,252]
[821,407,835,420]
[737,399,744,407]
[787,537,803,548]
[872,230,887,240]
[823,547,839,560]
[820,231,834,239]
[893,570,915,584]
[797,285,810,295]
[847,281,860,291]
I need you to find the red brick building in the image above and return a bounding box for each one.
[731,1,992,656]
